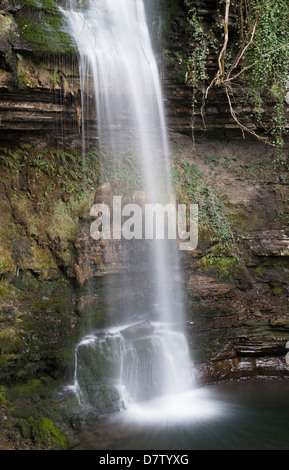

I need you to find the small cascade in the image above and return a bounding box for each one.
[71,321,194,412]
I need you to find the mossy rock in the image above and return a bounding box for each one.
[84,382,120,414]
[0,272,78,382]
[15,417,33,439]
[16,0,77,54]
[9,405,39,420]
[270,318,289,330]
[31,417,71,449]
[198,254,241,283]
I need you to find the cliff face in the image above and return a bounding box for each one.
[0,0,81,146]
[0,0,289,388]
[170,132,289,382]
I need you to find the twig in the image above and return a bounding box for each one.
[203,0,287,146]
[225,86,271,144]
[224,41,289,84]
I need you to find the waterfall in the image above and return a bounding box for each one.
[62,0,195,412]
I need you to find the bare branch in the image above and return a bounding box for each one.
[227,19,257,80]
[205,0,230,98]
[218,0,231,78]
[203,0,287,146]
[225,86,271,144]
[224,41,289,84]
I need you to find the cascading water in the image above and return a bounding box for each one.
[62,0,196,415]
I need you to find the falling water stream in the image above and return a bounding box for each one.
[62,0,200,411]
[58,0,289,451]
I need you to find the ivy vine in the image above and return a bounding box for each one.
[183,0,289,162]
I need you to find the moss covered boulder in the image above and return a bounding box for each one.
[31,417,71,449]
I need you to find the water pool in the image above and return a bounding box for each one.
[72,379,289,451]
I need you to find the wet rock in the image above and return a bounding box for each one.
[76,295,99,317]
[233,338,287,357]
[198,357,289,384]
[69,415,82,434]
[120,321,154,340]
[0,87,80,147]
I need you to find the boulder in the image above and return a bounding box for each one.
[120,320,154,340]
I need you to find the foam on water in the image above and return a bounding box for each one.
[120,388,225,425]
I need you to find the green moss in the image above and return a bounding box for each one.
[17,54,79,92]
[17,0,76,53]
[199,254,241,282]
[0,370,78,449]
[18,17,74,53]
[10,405,39,420]
[16,418,33,440]
[13,378,42,395]
[0,245,15,275]
[272,286,284,296]
[17,55,29,87]
[255,266,266,277]
[0,145,99,279]
[31,417,70,450]
[0,284,16,299]
[0,353,15,369]
[155,0,186,47]
[0,272,77,383]
[0,145,98,380]
[270,318,289,330]
[0,386,7,405]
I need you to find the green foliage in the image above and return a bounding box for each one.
[0,145,99,200]
[0,375,78,449]
[242,0,289,159]
[244,1,289,89]
[184,6,210,91]
[94,147,143,195]
[182,0,289,159]
[172,158,235,249]
[204,153,272,181]
[159,0,187,45]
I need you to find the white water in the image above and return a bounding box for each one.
[62,0,197,414]
[70,322,194,408]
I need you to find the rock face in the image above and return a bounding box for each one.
[177,132,289,381]
[0,87,80,147]
[188,275,236,300]
[0,0,289,386]
[244,230,289,257]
